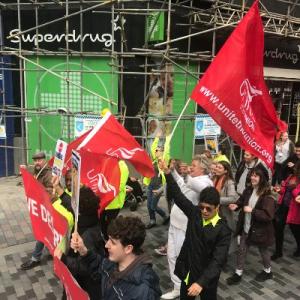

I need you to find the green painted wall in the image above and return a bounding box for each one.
[171,64,197,163]
[25,56,117,161]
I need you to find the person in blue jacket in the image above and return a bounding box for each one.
[71,216,162,300]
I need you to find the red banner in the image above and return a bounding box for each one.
[21,169,68,255]
[190,1,285,169]
[54,257,90,300]
[78,112,154,177]
[78,150,120,210]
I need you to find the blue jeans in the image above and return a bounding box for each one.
[147,184,166,222]
[31,241,44,261]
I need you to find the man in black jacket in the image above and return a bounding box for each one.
[159,160,231,300]
[70,216,162,300]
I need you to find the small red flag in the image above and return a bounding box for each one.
[78,112,154,177]
[78,150,120,211]
[190,0,285,169]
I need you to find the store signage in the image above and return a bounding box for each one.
[2,10,132,51]
[194,114,221,138]
[9,15,125,48]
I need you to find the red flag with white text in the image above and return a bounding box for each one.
[78,112,154,177]
[21,169,68,255]
[78,150,120,211]
[190,0,286,169]
[54,257,90,300]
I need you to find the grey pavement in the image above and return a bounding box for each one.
[0,176,300,299]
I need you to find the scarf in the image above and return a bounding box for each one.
[214,175,226,193]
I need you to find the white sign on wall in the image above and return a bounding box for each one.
[194,114,221,138]
[74,115,100,138]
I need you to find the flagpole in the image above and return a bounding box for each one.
[154,22,239,48]
[163,98,192,161]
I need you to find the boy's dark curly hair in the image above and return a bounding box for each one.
[107,216,146,255]
[79,186,99,216]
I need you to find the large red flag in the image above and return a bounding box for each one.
[190,0,286,169]
[78,150,120,211]
[78,112,154,177]
[21,169,68,255]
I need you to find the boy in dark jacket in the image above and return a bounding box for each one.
[159,160,231,300]
[71,216,162,300]
[54,186,105,300]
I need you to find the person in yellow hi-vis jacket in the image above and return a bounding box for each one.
[100,160,129,240]
[144,132,170,229]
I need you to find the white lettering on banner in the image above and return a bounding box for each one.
[28,197,39,217]
[86,169,99,194]
[264,48,299,64]
[199,85,272,164]
[27,198,63,247]
[9,16,126,47]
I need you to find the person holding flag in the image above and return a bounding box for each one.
[54,185,105,300]
[159,159,231,300]
[70,216,162,299]
[20,152,54,270]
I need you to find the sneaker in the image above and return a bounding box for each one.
[20,260,40,270]
[154,246,167,256]
[161,289,180,299]
[226,273,242,285]
[271,252,282,261]
[255,271,273,282]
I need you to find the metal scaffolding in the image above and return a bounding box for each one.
[0,0,300,175]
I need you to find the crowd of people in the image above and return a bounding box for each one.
[19,130,300,300]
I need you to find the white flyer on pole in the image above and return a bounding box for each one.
[52,139,68,177]
[71,150,81,228]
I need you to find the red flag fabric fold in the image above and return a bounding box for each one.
[78,150,120,210]
[54,257,90,300]
[190,0,284,169]
[78,112,154,177]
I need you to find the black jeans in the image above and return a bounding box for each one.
[289,223,300,251]
[274,204,289,254]
[272,162,284,186]
[180,281,218,300]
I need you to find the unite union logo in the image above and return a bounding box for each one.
[97,173,117,197]
[106,147,143,159]
[240,79,262,131]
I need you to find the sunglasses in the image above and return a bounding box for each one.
[199,204,214,213]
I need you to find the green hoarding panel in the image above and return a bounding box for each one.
[146,12,165,42]
[147,63,197,163]
[171,64,197,163]
[25,56,118,161]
